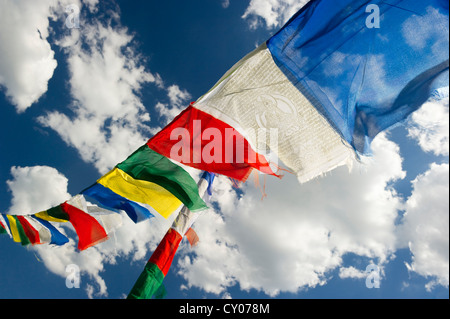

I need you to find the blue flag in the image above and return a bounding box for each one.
[267,0,449,154]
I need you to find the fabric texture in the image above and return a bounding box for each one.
[148,105,278,182]
[127,262,165,300]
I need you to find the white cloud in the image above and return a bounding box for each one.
[35,4,192,175]
[408,97,449,156]
[82,0,99,13]
[339,266,368,280]
[0,0,62,112]
[242,0,309,29]
[38,16,157,174]
[177,133,406,296]
[397,163,449,290]
[0,0,112,114]
[154,84,192,127]
[6,166,71,215]
[167,84,191,108]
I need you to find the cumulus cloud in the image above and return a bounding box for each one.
[177,133,406,296]
[38,12,158,174]
[82,0,99,13]
[339,266,369,280]
[154,84,192,128]
[167,84,191,108]
[7,166,71,215]
[407,97,449,156]
[397,163,449,291]
[242,0,309,29]
[0,0,63,112]
[34,2,192,175]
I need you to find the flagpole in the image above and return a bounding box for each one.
[127,172,213,299]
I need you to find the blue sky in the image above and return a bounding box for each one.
[0,0,448,300]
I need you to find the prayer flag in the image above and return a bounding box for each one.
[127,172,214,299]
